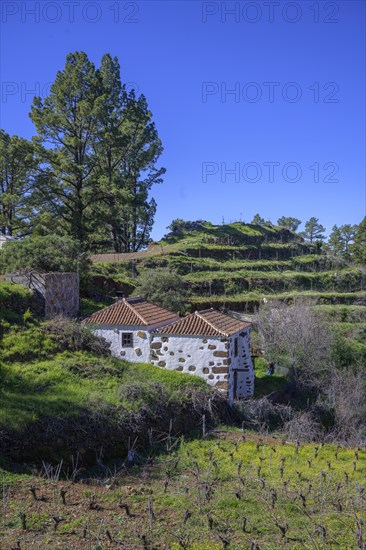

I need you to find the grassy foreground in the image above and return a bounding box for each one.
[1,431,365,549]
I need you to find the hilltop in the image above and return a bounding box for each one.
[90,220,366,312]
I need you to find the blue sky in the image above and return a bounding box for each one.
[0,0,365,240]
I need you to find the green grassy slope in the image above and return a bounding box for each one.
[0,314,226,465]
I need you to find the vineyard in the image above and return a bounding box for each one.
[1,431,365,549]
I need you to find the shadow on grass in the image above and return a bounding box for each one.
[254,374,288,398]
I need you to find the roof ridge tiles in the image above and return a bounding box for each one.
[195,310,228,337]
[123,297,147,324]
[83,296,177,327]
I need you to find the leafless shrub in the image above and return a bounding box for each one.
[329,368,366,444]
[44,316,111,355]
[236,397,291,431]
[284,411,323,442]
[257,299,333,394]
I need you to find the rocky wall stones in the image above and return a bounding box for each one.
[213,351,228,358]
[149,327,254,399]
[150,334,232,395]
[44,273,79,319]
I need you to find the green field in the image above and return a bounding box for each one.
[1,432,365,549]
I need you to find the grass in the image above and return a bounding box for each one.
[0,318,213,463]
[185,267,361,281]
[0,352,122,431]
[190,290,366,305]
[315,304,366,322]
[253,358,288,397]
[0,432,364,549]
[0,351,208,432]
[160,221,282,245]
[79,296,114,316]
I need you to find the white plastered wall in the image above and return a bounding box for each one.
[92,317,178,363]
[94,326,151,362]
[150,334,230,392]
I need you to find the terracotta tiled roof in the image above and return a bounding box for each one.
[155,309,250,337]
[83,297,178,327]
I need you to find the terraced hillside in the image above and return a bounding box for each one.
[90,221,366,313]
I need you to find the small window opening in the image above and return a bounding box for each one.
[122,332,133,348]
[234,337,238,357]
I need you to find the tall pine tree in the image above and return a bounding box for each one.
[30,52,165,251]
[0,130,38,236]
[93,54,165,252]
[30,52,103,245]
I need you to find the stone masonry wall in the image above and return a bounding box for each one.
[150,334,231,393]
[5,272,79,319]
[44,273,79,319]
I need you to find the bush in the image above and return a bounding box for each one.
[1,318,110,362]
[235,397,291,431]
[44,317,111,355]
[0,282,35,313]
[284,411,323,442]
[133,268,190,314]
[331,332,366,368]
[330,368,366,443]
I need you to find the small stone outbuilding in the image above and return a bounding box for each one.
[5,271,79,318]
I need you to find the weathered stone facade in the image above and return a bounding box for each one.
[150,328,254,399]
[5,272,79,319]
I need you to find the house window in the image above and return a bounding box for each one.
[122,332,133,348]
[234,337,238,357]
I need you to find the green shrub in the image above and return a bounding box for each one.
[0,318,110,362]
[0,282,34,313]
[332,332,366,368]
[133,268,190,314]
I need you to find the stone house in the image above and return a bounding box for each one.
[83,297,179,362]
[84,297,254,399]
